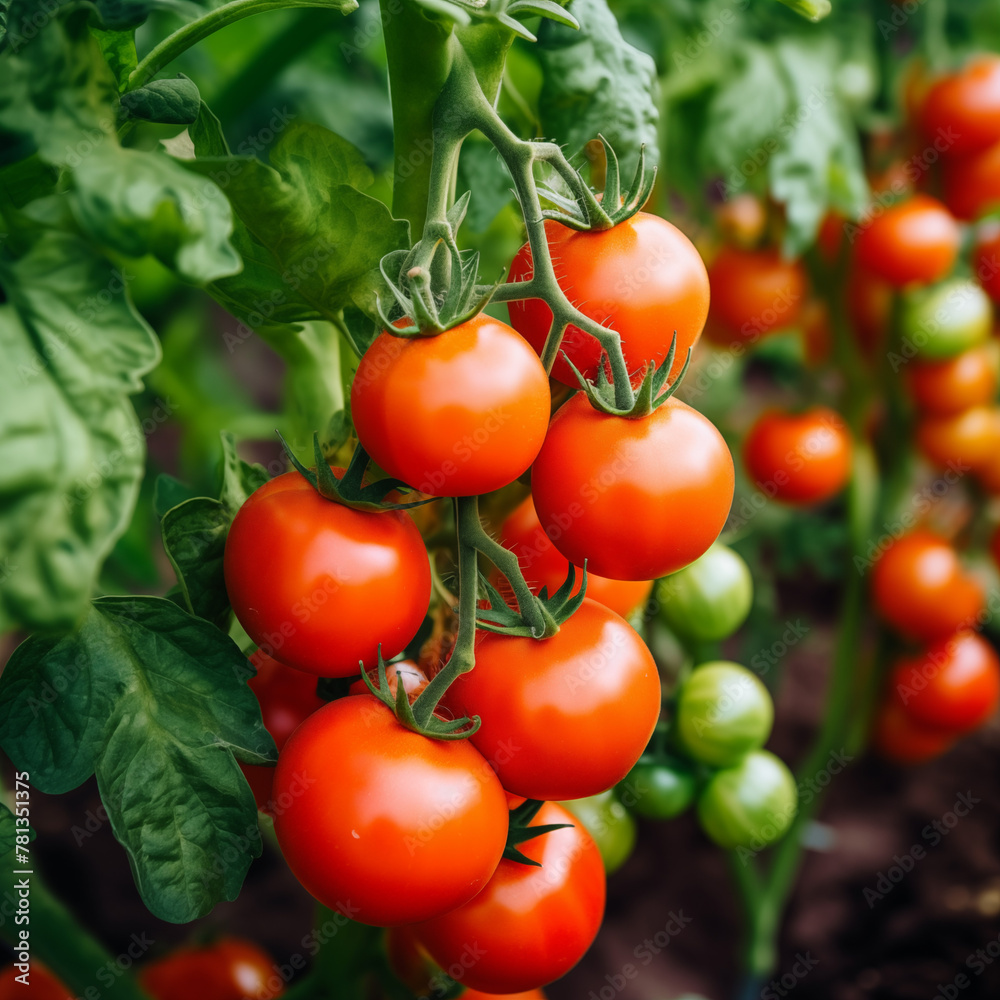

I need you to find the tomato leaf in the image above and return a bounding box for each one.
[0,596,277,923]
[119,74,200,125]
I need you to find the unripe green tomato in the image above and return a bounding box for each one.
[902,279,992,361]
[618,758,698,820]
[676,661,773,767]
[696,750,797,849]
[560,790,636,875]
[656,543,753,642]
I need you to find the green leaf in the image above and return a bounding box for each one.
[508,0,578,29]
[119,74,200,124]
[0,231,160,632]
[0,804,15,856]
[153,474,200,520]
[90,25,139,92]
[0,596,276,923]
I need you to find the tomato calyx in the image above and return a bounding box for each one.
[476,562,587,637]
[502,798,573,867]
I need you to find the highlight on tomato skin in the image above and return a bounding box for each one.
[139,938,285,1000]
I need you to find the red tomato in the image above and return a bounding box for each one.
[448,598,660,800]
[871,530,985,642]
[351,314,550,496]
[743,407,852,505]
[921,55,1000,157]
[916,406,1000,471]
[907,344,999,416]
[873,690,955,763]
[853,195,960,288]
[140,939,282,1000]
[347,659,428,699]
[531,394,734,581]
[507,212,710,387]
[890,632,1000,733]
[703,246,807,346]
[414,802,605,994]
[224,470,430,677]
[0,964,72,999]
[942,141,1000,220]
[972,223,1000,302]
[273,694,508,926]
[495,495,653,617]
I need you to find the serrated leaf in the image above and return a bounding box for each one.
[0,597,276,923]
[119,75,200,125]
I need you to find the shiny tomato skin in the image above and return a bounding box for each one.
[531,394,734,581]
[414,802,605,994]
[921,55,1000,156]
[497,494,653,617]
[703,246,807,346]
[942,141,1000,220]
[449,599,660,800]
[873,689,955,764]
[743,407,852,505]
[901,279,993,361]
[559,790,637,875]
[916,405,1000,471]
[351,314,550,496]
[140,939,282,1000]
[224,471,430,677]
[871,530,984,642]
[854,195,960,288]
[507,212,710,387]
[907,344,999,416]
[973,223,1000,302]
[890,632,1000,734]
[0,964,73,1000]
[273,694,508,926]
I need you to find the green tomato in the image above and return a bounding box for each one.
[903,279,992,360]
[676,661,773,767]
[657,543,753,643]
[696,750,797,850]
[618,758,698,820]
[560,790,636,875]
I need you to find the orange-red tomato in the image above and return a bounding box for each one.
[972,223,1000,302]
[0,964,72,1000]
[853,194,960,288]
[916,405,1000,471]
[140,939,283,1000]
[907,344,999,416]
[507,212,710,387]
[743,407,852,505]
[942,140,1000,220]
[921,55,1000,157]
[703,246,807,346]
[873,690,955,763]
[871,530,985,642]
[273,695,508,926]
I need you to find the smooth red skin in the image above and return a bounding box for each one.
[854,195,960,288]
[972,224,1000,302]
[531,394,734,581]
[908,345,999,416]
[916,406,1000,471]
[351,314,550,497]
[0,965,72,1000]
[703,246,807,345]
[507,213,710,387]
[414,803,606,994]
[224,471,430,677]
[140,939,282,1000]
[273,695,508,927]
[890,632,1000,734]
[743,407,852,506]
[921,55,1000,157]
[942,141,1000,221]
[496,495,653,617]
[448,599,661,800]
[873,691,954,764]
[871,531,985,643]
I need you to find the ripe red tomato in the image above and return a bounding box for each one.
[871,530,984,642]
[351,314,550,496]
[273,694,508,926]
[743,407,852,505]
[414,802,605,994]
[531,394,734,581]
[916,405,1000,471]
[0,964,72,1000]
[972,222,1000,302]
[224,470,430,677]
[890,631,1000,734]
[921,55,1000,157]
[872,689,955,764]
[907,344,999,416]
[496,495,653,617]
[942,141,1000,220]
[853,195,960,288]
[447,598,661,800]
[507,212,709,387]
[140,938,283,1000]
[703,246,807,346]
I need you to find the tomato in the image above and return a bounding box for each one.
[847,264,893,356]
[272,694,508,926]
[696,750,797,850]
[448,599,661,800]
[507,212,710,387]
[0,964,72,1000]
[618,757,698,820]
[871,530,984,642]
[972,223,1000,302]
[351,313,550,496]
[853,195,960,288]
[900,279,992,360]
[920,55,1000,157]
[743,407,852,506]
[942,140,1000,220]
[495,494,653,618]
[656,543,753,643]
[716,195,767,248]
[224,471,430,677]
[347,658,428,699]
[800,299,832,366]
[414,802,605,994]
[703,246,807,347]
[140,939,282,1000]
[676,662,773,767]
[872,689,955,764]
[907,343,999,416]
[916,405,1000,471]
[531,393,734,581]
[890,631,1000,734]
[560,790,637,874]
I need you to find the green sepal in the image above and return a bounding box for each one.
[503,798,572,867]
[476,562,587,637]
